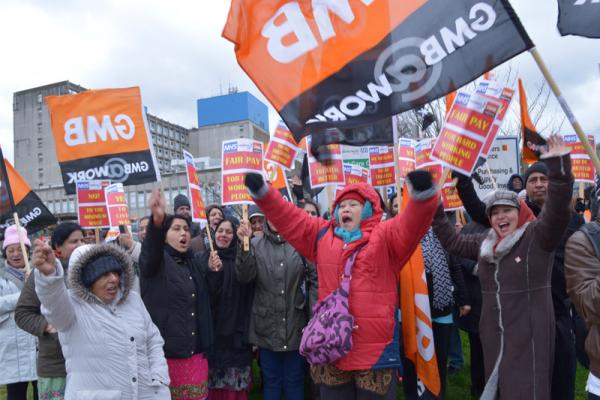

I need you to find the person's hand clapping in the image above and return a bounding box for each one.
[31,239,57,276]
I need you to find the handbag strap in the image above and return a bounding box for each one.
[340,246,364,293]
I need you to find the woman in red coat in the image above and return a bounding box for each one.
[244,171,439,399]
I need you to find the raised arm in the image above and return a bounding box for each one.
[432,205,485,261]
[246,173,328,263]
[139,189,167,278]
[32,240,75,332]
[454,172,490,227]
[534,136,574,252]
[381,171,440,269]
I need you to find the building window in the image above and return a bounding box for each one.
[37,138,43,149]
[37,94,43,104]
[69,199,75,213]
[62,200,68,213]
[38,153,43,163]
[157,136,163,145]
[129,192,137,209]
[157,125,162,134]
[137,192,145,208]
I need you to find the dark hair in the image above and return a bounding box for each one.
[301,199,321,217]
[164,214,191,231]
[51,222,83,250]
[388,192,399,216]
[2,245,31,261]
[206,204,224,218]
[214,218,239,249]
[138,216,150,225]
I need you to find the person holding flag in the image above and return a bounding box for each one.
[0,225,38,400]
[431,135,573,399]
[243,169,439,399]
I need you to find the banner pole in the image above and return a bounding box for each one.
[530,48,600,172]
[94,228,100,244]
[12,212,31,274]
[485,163,498,190]
[326,186,334,216]
[391,116,403,198]
[580,182,585,199]
[205,223,215,252]
[242,204,250,251]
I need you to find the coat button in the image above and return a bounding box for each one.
[192,293,196,298]
[283,345,287,350]
[192,331,196,336]
[132,377,137,383]
[282,317,286,322]
[281,290,284,295]
[280,263,284,267]
[189,276,193,280]
[191,312,195,316]
[130,337,134,342]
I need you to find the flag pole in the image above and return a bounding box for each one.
[530,48,600,172]
[392,116,403,198]
[12,212,31,274]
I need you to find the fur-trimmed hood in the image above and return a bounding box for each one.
[68,243,135,306]
[480,222,531,263]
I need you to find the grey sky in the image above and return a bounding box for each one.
[1,0,599,165]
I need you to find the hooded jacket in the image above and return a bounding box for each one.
[0,259,37,385]
[236,220,318,352]
[507,174,524,193]
[34,243,170,400]
[250,182,438,371]
[433,153,573,399]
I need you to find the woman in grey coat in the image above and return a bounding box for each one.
[236,216,317,400]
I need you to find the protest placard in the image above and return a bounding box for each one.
[441,173,464,211]
[342,145,370,169]
[221,138,264,205]
[105,183,130,227]
[565,134,596,183]
[265,121,301,170]
[306,136,344,189]
[431,92,500,175]
[415,139,443,184]
[397,138,417,180]
[369,146,395,188]
[76,180,110,228]
[473,136,520,199]
[182,150,207,223]
[476,80,515,158]
[343,164,369,186]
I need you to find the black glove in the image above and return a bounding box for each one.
[407,170,433,192]
[244,173,265,193]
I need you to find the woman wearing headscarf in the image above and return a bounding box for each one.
[140,189,213,400]
[1,225,37,400]
[431,135,573,399]
[32,241,170,399]
[199,218,254,400]
[243,170,439,399]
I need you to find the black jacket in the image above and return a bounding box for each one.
[200,239,254,370]
[139,217,213,359]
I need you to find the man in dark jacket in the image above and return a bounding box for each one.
[15,222,84,399]
[506,173,524,193]
[173,193,201,238]
[454,160,583,400]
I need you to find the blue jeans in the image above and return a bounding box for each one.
[448,318,464,369]
[259,347,306,400]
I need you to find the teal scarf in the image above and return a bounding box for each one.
[333,201,373,244]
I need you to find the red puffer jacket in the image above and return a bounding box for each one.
[253,182,438,371]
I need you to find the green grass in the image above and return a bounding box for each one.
[1,332,589,399]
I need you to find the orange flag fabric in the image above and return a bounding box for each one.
[400,185,440,396]
[518,79,547,165]
[445,91,456,116]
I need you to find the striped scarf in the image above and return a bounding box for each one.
[421,228,453,311]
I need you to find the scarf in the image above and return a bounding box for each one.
[421,228,453,311]
[164,243,193,265]
[333,201,374,244]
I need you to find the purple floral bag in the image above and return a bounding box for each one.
[300,248,362,365]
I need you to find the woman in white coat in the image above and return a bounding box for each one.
[1,225,37,400]
[32,240,171,400]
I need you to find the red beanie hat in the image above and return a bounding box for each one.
[338,191,366,205]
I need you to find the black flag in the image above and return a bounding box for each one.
[558,0,600,38]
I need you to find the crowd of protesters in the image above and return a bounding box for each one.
[4,135,600,399]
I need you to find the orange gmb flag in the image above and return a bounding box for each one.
[0,158,57,235]
[400,185,440,396]
[518,79,546,165]
[46,87,160,195]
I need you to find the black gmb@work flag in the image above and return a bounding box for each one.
[223,0,534,145]
[558,0,600,38]
[0,158,57,238]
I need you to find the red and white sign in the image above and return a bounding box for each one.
[564,134,596,183]
[369,146,395,188]
[415,138,443,185]
[431,91,500,176]
[265,121,301,170]
[397,138,417,180]
[105,183,130,227]
[343,163,369,186]
[306,136,344,189]
[441,174,464,211]
[183,150,207,223]
[76,180,110,228]
[221,138,264,205]
[476,80,515,158]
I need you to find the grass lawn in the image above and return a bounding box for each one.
[1,332,589,399]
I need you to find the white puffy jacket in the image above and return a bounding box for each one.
[0,260,37,384]
[35,243,171,400]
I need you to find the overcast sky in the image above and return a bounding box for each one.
[1,0,599,165]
